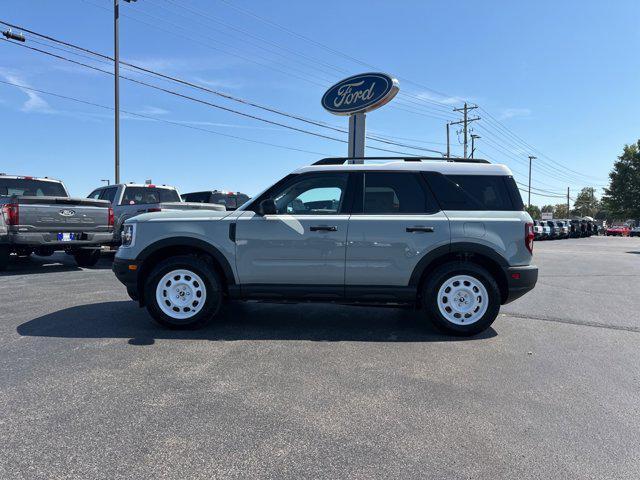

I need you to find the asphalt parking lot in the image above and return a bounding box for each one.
[1,236,639,479]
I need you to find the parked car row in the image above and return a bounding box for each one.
[0,174,249,270]
[532,219,600,240]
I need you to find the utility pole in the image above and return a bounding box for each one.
[528,155,537,207]
[470,134,480,159]
[114,0,136,185]
[451,103,480,158]
[446,122,450,158]
[567,187,570,218]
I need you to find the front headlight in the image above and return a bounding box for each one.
[121,223,136,247]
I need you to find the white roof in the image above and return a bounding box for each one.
[294,160,513,176]
[0,174,63,183]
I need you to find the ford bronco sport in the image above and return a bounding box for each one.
[113,157,538,336]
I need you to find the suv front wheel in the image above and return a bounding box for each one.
[423,262,501,336]
[144,255,223,329]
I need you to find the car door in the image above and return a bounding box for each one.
[345,171,450,291]
[234,172,351,296]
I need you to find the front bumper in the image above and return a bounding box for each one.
[502,265,538,304]
[113,257,141,302]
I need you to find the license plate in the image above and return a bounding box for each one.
[57,233,76,242]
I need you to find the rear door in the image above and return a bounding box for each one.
[235,172,350,291]
[345,171,450,288]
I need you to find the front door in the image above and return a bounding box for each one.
[235,173,350,293]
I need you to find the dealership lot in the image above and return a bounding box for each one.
[1,237,639,479]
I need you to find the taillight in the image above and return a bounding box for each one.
[2,203,19,226]
[525,222,534,254]
[108,207,114,227]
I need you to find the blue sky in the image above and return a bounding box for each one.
[1,0,638,206]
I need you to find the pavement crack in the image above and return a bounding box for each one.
[502,312,640,333]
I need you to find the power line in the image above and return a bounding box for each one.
[1,20,446,155]
[206,1,606,184]
[75,1,465,122]
[3,38,434,157]
[0,79,334,156]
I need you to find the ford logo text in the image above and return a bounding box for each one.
[322,72,399,115]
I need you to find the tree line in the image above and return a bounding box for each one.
[525,139,640,223]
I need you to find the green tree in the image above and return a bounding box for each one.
[541,205,554,213]
[572,187,600,217]
[554,203,569,218]
[602,140,640,219]
[525,204,541,218]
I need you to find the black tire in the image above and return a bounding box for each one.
[73,249,101,267]
[144,255,223,329]
[0,245,9,271]
[422,262,501,336]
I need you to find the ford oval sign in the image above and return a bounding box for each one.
[322,72,399,116]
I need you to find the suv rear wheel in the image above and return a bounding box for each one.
[423,262,501,336]
[144,255,223,329]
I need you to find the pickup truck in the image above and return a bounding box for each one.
[87,183,225,244]
[0,175,114,270]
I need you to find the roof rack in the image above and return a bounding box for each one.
[312,156,490,166]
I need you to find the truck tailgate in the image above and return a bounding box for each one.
[13,196,112,232]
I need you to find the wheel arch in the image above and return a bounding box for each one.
[410,243,509,304]
[136,237,235,305]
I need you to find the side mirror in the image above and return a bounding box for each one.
[258,198,277,215]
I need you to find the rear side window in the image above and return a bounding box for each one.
[182,192,211,203]
[424,173,523,211]
[99,187,117,204]
[361,172,436,214]
[120,187,180,205]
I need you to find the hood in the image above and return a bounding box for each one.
[128,209,233,223]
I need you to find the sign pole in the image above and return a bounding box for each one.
[348,112,366,163]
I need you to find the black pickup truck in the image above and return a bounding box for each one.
[0,175,113,270]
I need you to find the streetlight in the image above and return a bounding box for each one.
[470,134,481,159]
[101,179,110,186]
[528,155,537,206]
[114,0,136,185]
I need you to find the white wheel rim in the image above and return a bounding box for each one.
[155,269,207,320]
[437,274,489,326]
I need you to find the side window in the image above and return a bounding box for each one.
[363,172,434,214]
[88,189,102,200]
[424,173,519,211]
[183,192,210,203]
[273,174,348,215]
[99,187,117,204]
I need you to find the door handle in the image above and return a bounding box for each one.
[310,225,338,232]
[406,226,435,233]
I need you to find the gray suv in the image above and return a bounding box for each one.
[113,157,538,336]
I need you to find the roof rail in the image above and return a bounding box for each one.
[312,156,490,166]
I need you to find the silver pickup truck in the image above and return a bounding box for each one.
[87,183,225,244]
[0,175,113,270]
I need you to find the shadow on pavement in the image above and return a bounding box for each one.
[0,253,113,276]
[16,301,496,344]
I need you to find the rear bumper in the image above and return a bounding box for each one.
[502,265,538,304]
[5,231,114,248]
[113,257,141,302]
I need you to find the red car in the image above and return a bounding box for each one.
[605,225,630,236]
